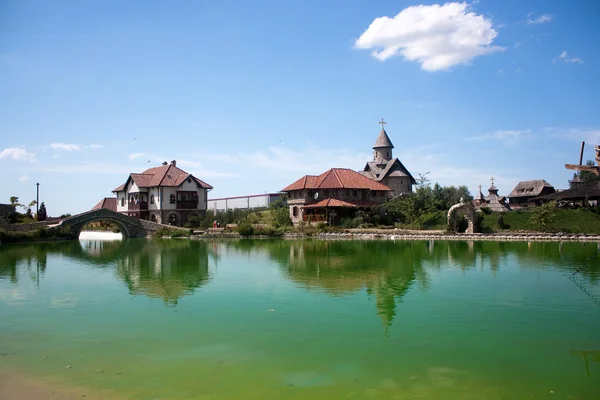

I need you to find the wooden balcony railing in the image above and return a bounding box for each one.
[128,202,148,211]
[177,200,198,209]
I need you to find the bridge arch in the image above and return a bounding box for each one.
[447,199,478,234]
[69,215,133,238]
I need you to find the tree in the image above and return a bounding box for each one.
[37,202,47,221]
[529,201,556,232]
[9,196,21,208]
[571,160,600,187]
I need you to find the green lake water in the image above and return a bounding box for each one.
[1,237,600,399]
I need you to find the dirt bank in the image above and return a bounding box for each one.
[0,371,111,400]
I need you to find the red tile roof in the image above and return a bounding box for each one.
[91,197,117,212]
[282,168,392,192]
[112,184,125,192]
[303,198,379,208]
[111,162,213,192]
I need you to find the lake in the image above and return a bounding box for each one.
[1,236,599,399]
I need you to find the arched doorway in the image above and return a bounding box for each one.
[447,200,478,234]
[151,214,157,223]
[168,213,179,226]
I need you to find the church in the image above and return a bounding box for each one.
[280,120,415,224]
[359,119,415,197]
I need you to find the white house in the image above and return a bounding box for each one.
[111,160,213,226]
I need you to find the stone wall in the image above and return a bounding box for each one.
[8,221,54,232]
[0,204,15,217]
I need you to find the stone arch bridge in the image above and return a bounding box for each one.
[51,209,188,238]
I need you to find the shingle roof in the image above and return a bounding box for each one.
[282,168,393,192]
[534,181,600,201]
[112,162,213,191]
[361,158,416,184]
[91,197,117,212]
[508,180,554,198]
[112,184,125,192]
[373,129,394,149]
[303,198,380,208]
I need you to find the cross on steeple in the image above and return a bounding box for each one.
[491,177,495,185]
[379,118,386,130]
[478,184,482,191]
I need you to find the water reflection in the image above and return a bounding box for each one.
[115,240,210,305]
[1,239,599,318]
[0,239,211,305]
[215,239,600,330]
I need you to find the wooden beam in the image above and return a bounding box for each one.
[565,164,600,176]
[579,141,585,165]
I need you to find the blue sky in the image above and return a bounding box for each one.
[1,0,599,215]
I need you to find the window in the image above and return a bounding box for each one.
[308,190,314,198]
[346,190,351,196]
[353,190,358,196]
[121,198,125,206]
[168,213,178,225]
[170,194,176,204]
[332,190,338,196]
[292,206,298,217]
[187,178,192,184]
[150,194,155,204]
[323,190,330,197]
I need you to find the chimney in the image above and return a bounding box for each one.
[162,161,168,166]
[171,160,176,167]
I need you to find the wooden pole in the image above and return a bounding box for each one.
[579,141,585,165]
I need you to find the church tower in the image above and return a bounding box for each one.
[373,119,394,163]
[360,119,416,197]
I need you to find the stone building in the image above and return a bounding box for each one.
[359,120,415,197]
[107,160,213,226]
[282,168,392,224]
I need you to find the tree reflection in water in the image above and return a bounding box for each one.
[1,239,599,323]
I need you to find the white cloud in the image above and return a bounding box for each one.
[354,2,503,71]
[128,152,148,160]
[50,143,83,151]
[545,127,600,143]
[18,175,30,182]
[50,143,104,151]
[526,13,553,25]
[0,147,36,162]
[466,129,531,146]
[554,50,583,64]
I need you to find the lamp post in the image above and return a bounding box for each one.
[36,183,39,215]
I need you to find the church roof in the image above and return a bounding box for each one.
[373,129,394,149]
[361,158,416,184]
[282,168,393,192]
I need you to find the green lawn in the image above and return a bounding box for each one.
[481,208,600,234]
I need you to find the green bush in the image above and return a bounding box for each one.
[236,223,255,237]
[153,227,189,238]
[480,206,492,215]
[497,214,506,229]
[187,215,200,228]
[245,212,260,224]
[529,202,556,232]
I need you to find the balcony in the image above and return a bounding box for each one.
[177,200,198,210]
[128,202,148,211]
